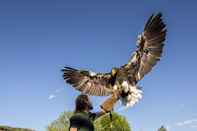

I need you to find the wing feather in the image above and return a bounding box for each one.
[123,13,166,82]
[137,13,166,80]
[62,67,113,96]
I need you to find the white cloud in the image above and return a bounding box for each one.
[48,88,64,100]
[175,118,197,128]
[165,117,197,130]
[48,94,56,100]
[191,125,197,128]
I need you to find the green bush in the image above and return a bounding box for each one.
[158,126,167,131]
[47,111,73,131]
[94,112,131,131]
[47,111,131,131]
[0,125,34,131]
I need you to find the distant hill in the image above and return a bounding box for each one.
[0,125,34,131]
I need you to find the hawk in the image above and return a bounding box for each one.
[62,13,167,107]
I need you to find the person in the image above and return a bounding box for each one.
[69,91,120,131]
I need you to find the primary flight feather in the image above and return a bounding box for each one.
[62,13,167,107]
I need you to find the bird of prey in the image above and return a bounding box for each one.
[62,13,167,107]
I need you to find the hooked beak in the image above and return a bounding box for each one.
[112,69,117,76]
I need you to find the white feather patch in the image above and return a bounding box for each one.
[122,81,129,92]
[137,72,141,80]
[120,84,143,108]
[113,85,118,90]
[89,71,97,76]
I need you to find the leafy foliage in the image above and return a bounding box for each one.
[158,126,167,131]
[0,125,34,131]
[94,112,131,131]
[47,111,131,131]
[47,111,73,131]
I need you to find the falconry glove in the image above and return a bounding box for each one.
[100,90,120,112]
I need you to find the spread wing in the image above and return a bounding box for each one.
[123,13,167,82]
[62,67,113,96]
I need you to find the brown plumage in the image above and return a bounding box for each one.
[62,67,113,96]
[62,13,167,107]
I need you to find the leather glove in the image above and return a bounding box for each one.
[100,90,120,113]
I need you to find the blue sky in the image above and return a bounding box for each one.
[0,0,197,131]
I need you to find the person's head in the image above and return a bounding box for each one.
[74,94,93,113]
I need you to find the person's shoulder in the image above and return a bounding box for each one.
[69,112,94,130]
[70,112,89,121]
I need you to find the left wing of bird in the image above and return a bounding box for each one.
[62,67,113,96]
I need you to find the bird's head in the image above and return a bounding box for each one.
[111,67,118,77]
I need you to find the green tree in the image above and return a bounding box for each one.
[158,126,167,131]
[47,111,73,131]
[47,111,131,131]
[0,125,34,131]
[94,112,131,131]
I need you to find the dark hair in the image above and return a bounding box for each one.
[75,94,93,113]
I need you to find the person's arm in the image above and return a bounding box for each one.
[100,90,120,113]
[91,90,120,120]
